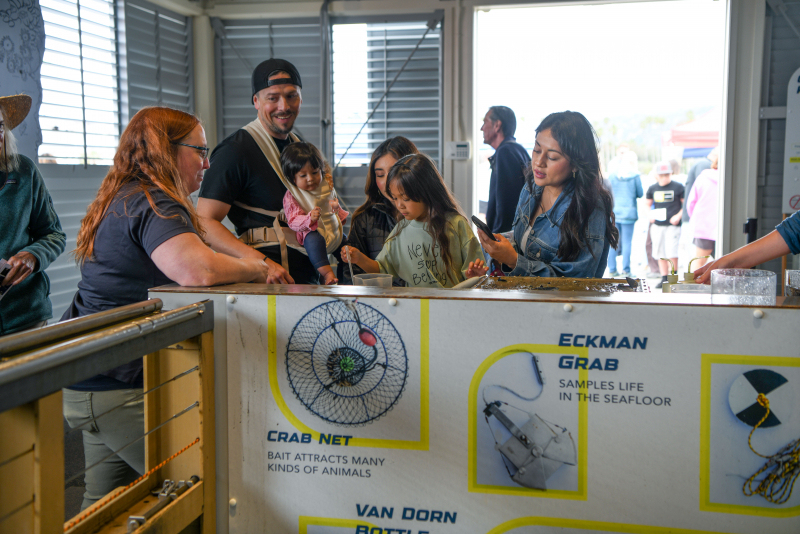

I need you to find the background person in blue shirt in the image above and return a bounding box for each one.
[606,150,643,277]
[480,106,531,233]
[478,111,618,278]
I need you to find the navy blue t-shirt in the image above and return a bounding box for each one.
[64,185,197,390]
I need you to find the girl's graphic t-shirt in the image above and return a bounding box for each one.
[375,214,483,288]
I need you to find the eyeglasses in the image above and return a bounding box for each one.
[173,142,210,159]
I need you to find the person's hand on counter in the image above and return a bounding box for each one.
[694,231,790,284]
[693,255,739,285]
[263,257,295,284]
[478,230,517,270]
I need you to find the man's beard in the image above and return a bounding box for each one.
[265,112,295,136]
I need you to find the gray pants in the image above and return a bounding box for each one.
[63,388,145,510]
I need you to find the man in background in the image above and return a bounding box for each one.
[647,161,684,288]
[480,106,530,233]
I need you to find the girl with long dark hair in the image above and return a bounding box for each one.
[342,137,419,285]
[479,111,619,278]
[341,154,487,287]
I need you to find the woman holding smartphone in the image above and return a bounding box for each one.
[478,111,618,278]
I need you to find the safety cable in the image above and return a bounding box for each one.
[65,366,199,436]
[64,437,200,532]
[742,393,800,504]
[333,18,439,171]
[65,401,199,487]
[481,353,545,406]
[210,19,253,72]
[0,498,34,525]
[0,446,33,470]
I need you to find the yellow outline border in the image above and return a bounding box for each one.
[468,344,588,500]
[487,516,734,534]
[299,516,377,533]
[699,354,800,517]
[268,295,430,450]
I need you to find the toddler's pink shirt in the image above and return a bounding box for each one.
[282,190,348,245]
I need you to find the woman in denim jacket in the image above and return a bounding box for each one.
[479,111,618,278]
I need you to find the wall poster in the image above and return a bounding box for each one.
[226,294,799,534]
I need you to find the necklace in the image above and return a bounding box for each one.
[537,189,558,217]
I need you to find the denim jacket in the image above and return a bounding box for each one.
[505,182,610,278]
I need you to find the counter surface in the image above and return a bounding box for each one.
[151,282,800,308]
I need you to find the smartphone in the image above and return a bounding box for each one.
[471,215,498,241]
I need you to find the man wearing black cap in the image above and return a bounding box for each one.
[197,58,317,284]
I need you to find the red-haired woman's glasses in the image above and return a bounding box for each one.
[174,142,210,159]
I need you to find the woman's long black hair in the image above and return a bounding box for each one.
[529,111,618,261]
[385,154,466,285]
[353,136,419,219]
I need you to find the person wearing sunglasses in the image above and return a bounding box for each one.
[62,106,274,511]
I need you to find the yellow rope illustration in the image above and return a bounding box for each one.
[742,393,800,504]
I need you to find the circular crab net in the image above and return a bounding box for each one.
[285,300,408,426]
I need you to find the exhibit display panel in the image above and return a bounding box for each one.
[150,285,800,534]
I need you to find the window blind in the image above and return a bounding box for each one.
[123,0,194,118]
[38,0,119,165]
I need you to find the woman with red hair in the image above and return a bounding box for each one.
[62,107,271,510]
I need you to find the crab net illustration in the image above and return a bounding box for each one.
[285,299,408,426]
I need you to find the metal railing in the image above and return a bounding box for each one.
[0,299,216,534]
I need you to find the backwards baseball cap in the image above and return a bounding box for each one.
[251,58,302,97]
[654,161,672,175]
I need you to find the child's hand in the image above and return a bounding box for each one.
[340,246,361,265]
[310,207,321,222]
[329,199,340,213]
[465,259,489,278]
